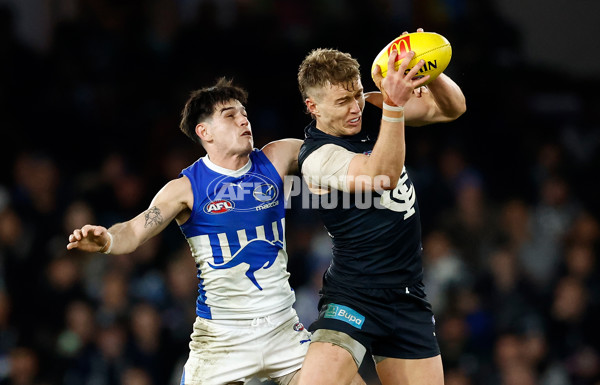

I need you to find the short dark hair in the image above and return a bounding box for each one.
[179,77,248,144]
[297,48,360,101]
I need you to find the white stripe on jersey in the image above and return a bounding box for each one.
[237,229,248,246]
[272,221,280,243]
[217,233,232,261]
[281,218,286,248]
[196,234,211,258]
[256,225,266,240]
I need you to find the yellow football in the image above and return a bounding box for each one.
[371,32,452,86]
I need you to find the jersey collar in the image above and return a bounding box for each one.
[202,155,252,177]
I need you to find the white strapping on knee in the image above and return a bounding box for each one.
[373,355,389,364]
[311,329,366,367]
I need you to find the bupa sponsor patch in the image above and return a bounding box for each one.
[323,303,365,329]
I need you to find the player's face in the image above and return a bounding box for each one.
[208,100,253,155]
[310,78,365,137]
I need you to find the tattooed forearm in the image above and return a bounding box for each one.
[144,206,163,228]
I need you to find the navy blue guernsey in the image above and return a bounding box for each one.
[298,121,424,288]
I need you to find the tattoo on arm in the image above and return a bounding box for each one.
[144,206,163,228]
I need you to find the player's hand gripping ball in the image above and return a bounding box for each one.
[371,32,452,86]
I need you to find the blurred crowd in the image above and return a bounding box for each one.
[0,0,599,384]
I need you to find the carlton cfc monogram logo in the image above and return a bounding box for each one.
[387,35,411,58]
[204,200,235,214]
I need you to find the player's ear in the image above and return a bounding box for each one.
[196,123,212,143]
[305,98,319,116]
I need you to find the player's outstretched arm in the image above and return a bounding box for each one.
[402,72,466,126]
[366,72,466,127]
[67,176,192,255]
[262,138,303,177]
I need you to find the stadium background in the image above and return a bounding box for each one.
[0,0,599,384]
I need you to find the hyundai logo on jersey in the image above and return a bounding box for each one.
[252,183,276,202]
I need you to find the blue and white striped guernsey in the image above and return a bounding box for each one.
[178,149,295,320]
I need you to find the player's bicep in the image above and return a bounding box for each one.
[134,177,192,241]
[346,153,377,191]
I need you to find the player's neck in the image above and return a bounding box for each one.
[206,153,250,172]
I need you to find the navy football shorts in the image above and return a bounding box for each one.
[309,280,440,360]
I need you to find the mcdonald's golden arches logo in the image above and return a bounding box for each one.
[386,35,412,60]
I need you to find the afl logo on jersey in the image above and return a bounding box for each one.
[204,200,235,214]
[206,172,280,212]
